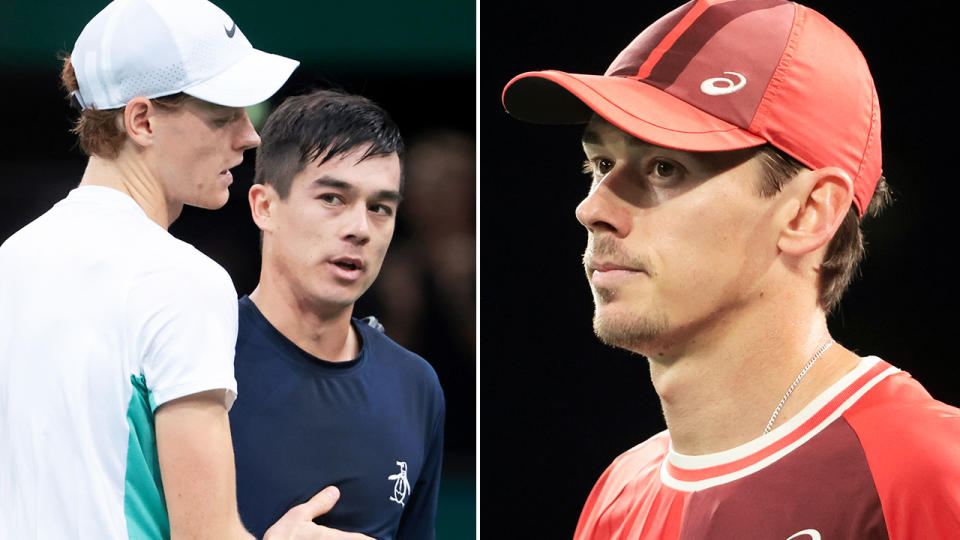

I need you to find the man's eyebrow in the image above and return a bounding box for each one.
[581,128,746,173]
[374,190,403,204]
[581,129,603,146]
[191,99,240,115]
[581,128,652,151]
[311,177,353,191]
[311,176,402,203]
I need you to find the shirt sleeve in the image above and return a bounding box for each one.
[396,392,445,540]
[862,413,960,538]
[128,251,238,411]
[845,378,960,539]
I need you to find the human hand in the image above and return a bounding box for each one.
[262,486,374,540]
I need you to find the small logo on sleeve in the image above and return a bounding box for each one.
[388,461,411,506]
[700,71,747,96]
[786,529,821,540]
[224,22,237,38]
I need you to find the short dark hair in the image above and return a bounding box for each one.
[254,89,404,198]
[754,145,892,312]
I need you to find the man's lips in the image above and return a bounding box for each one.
[588,261,641,272]
[585,259,647,288]
[219,160,244,178]
[328,256,365,281]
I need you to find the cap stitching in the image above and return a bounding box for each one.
[851,86,880,215]
[749,4,819,170]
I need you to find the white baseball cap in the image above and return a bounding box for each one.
[70,0,299,110]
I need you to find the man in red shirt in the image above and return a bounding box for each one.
[502,0,960,538]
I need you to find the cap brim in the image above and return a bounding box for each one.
[184,48,299,108]
[502,70,765,152]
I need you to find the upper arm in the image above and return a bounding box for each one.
[128,249,248,538]
[155,390,253,540]
[848,399,960,539]
[129,252,239,409]
[396,392,445,540]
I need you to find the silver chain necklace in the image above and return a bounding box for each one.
[762,340,835,435]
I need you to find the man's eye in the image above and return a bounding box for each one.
[319,194,343,205]
[582,158,614,177]
[653,160,676,177]
[597,159,614,175]
[649,159,685,183]
[370,204,394,217]
[211,110,244,128]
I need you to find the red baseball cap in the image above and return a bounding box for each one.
[502,0,881,216]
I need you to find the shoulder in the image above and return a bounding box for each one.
[133,234,235,302]
[355,319,445,423]
[845,370,960,462]
[126,235,237,344]
[576,431,671,531]
[142,231,229,277]
[356,319,441,387]
[602,430,671,485]
[843,370,960,533]
[585,431,670,506]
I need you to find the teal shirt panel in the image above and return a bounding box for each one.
[124,374,170,540]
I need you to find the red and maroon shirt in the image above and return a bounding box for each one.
[574,357,960,539]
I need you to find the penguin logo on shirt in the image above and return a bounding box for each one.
[388,461,411,506]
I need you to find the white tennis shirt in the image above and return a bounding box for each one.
[0,186,238,539]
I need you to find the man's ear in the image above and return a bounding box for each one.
[122,97,155,147]
[777,166,854,256]
[248,183,279,233]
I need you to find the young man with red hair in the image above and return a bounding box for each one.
[0,1,368,538]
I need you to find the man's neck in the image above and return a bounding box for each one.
[249,281,359,363]
[78,155,182,229]
[643,304,861,456]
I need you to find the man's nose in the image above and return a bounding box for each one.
[575,172,632,238]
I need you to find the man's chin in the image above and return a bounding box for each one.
[592,308,668,351]
[188,193,229,211]
[312,278,380,310]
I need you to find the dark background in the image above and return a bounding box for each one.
[0,1,475,537]
[482,0,958,537]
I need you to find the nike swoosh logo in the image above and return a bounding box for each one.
[224,22,236,38]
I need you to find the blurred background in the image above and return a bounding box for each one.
[483,0,959,537]
[0,0,475,538]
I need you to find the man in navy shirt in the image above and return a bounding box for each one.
[229,89,445,540]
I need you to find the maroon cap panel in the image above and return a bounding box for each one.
[664,3,795,128]
[642,0,787,88]
[604,0,796,130]
[606,1,699,78]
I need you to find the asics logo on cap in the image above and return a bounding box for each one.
[224,22,237,38]
[700,71,746,96]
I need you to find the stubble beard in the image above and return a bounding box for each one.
[584,236,668,352]
[591,286,669,351]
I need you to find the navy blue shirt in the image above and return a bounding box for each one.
[230,296,445,539]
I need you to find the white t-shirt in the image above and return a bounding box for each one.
[0,186,238,539]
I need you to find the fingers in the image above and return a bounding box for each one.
[265,486,376,540]
[297,485,341,519]
[315,527,375,540]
